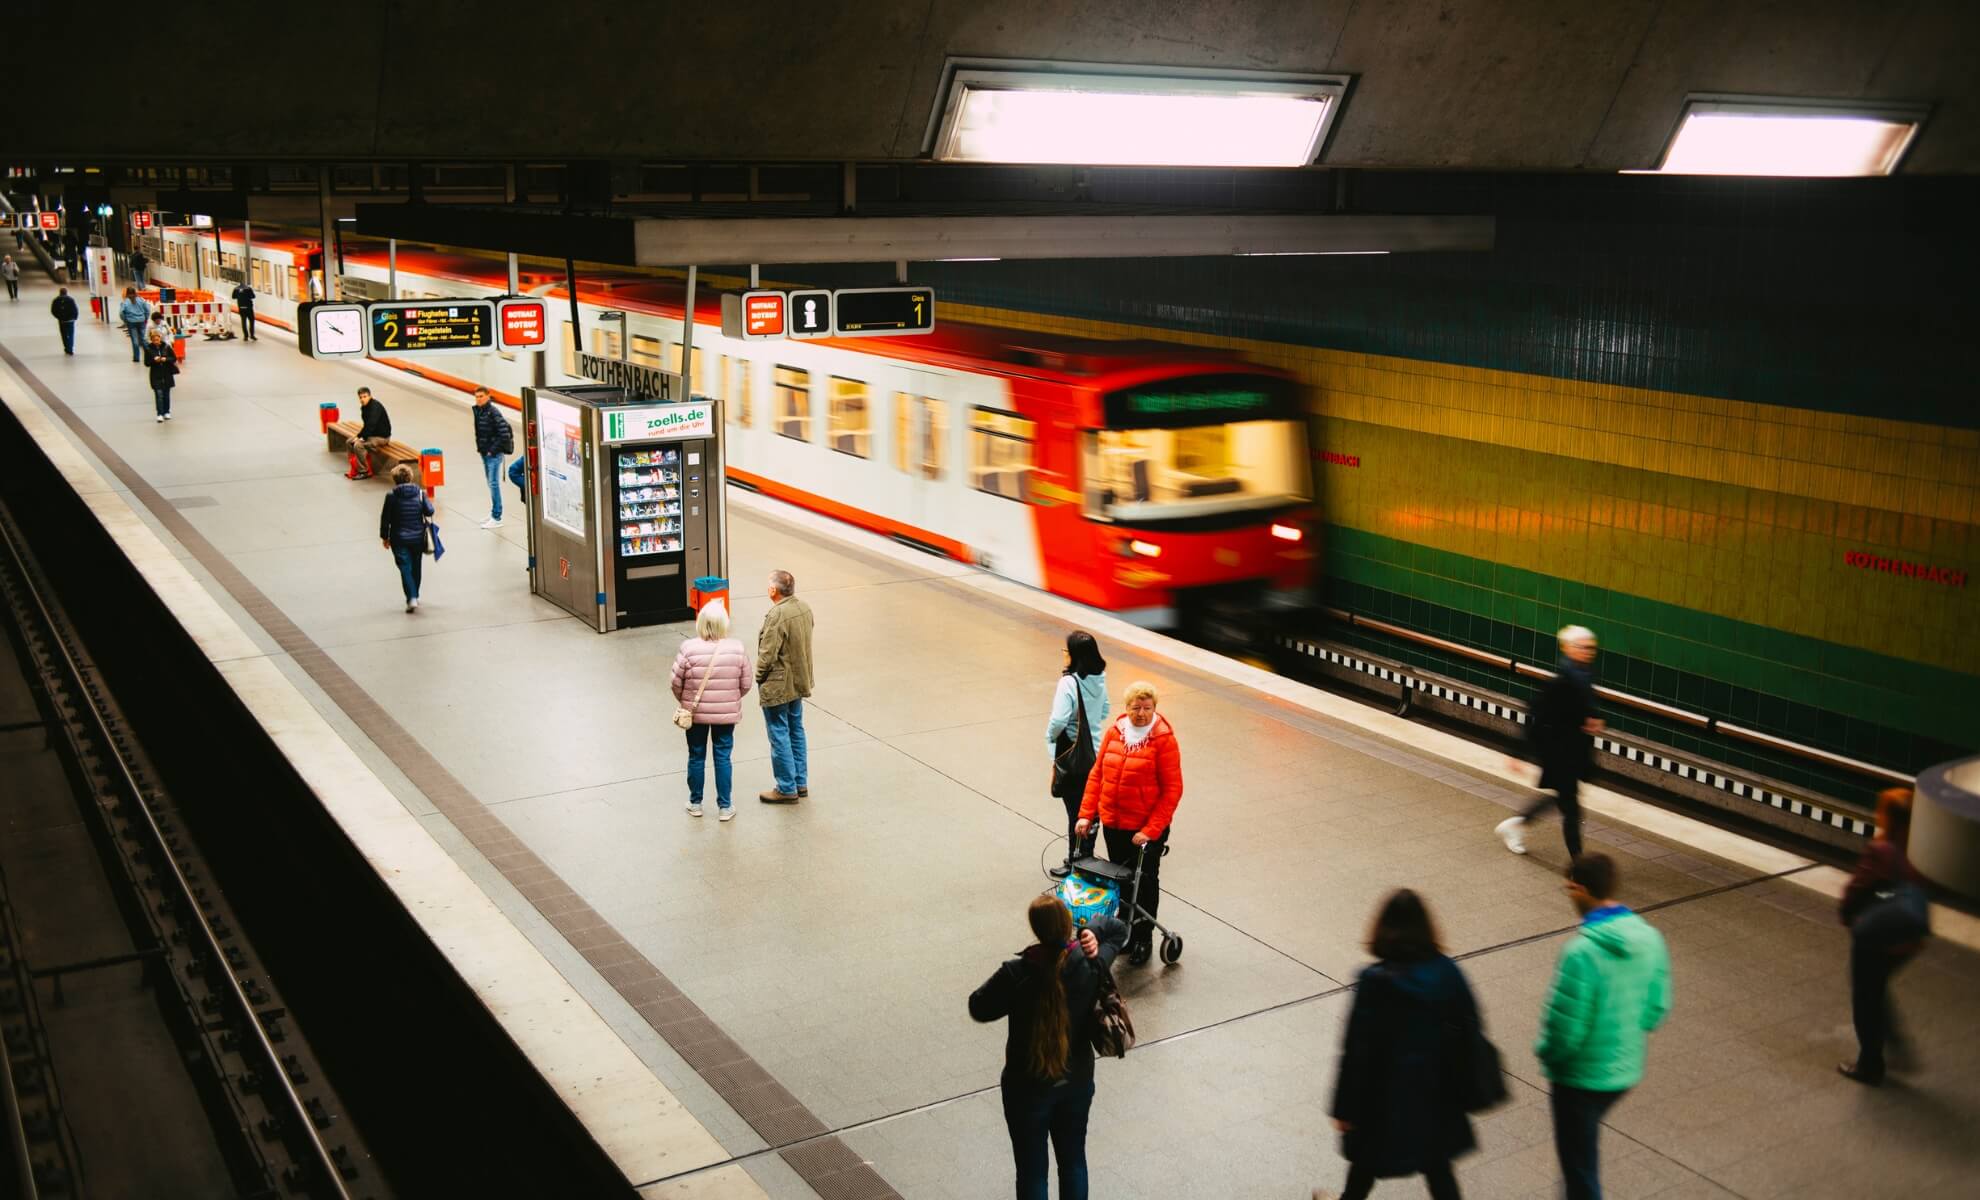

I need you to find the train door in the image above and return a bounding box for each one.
[954,380,1043,585]
[899,370,947,534]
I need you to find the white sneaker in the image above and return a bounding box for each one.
[1495,816,1527,854]
[410,597,420,610]
[155,415,164,423]
[405,601,415,612]
[480,517,504,529]
[717,807,734,822]
[164,412,173,420]
[686,802,704,817]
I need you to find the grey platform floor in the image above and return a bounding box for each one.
[3,281,1976,1198]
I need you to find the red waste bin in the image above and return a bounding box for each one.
[318,403,340,434]
[90,295,104,319]
[690,576,730,615]
[172,335,190,363]
[419,448,445,498]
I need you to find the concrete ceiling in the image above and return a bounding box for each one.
[22,0,1980,172]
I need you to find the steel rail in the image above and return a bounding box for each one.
[0,514,357,1200]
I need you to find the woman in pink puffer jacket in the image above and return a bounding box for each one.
[670,600,752,820]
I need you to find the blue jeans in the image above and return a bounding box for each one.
[1551,1083,1625,1200]
[125,323,146,360]
[481,453,504,520]
[686,723,735,809]
[508,454,527,496]
[763,699,807,794]
[58,321,75,353]
[391,541,423,601]
[1002,1081,1093,1200]
[152,386,172,416]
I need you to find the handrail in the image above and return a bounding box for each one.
[2,919,41,1200]
[1322,607,1914,786]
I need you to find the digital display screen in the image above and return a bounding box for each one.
[833,287,935,336]
[1102,373,1299,428]
[369,300,495,354]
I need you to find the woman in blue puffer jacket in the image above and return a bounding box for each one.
[378,464,434,612]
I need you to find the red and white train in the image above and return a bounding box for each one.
[149,227,1316,626]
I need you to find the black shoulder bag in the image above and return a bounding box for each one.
[1446,975,1508,1113]
[1051,679,1097,799]
[1090,958,1135,1059]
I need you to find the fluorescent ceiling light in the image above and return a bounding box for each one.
[930,62,1348,168]
[1236,250,1389,257]
[1640,96,1927,177]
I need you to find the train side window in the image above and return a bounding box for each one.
[729,359,753,427]
[896,394,946,479]
[921,397,947,481]
[774,366,811,442]
[970,407,1034,502]
[591,328,622,360]
[828,378,870,458]
[630,335,664,368]
[562,321,577,378]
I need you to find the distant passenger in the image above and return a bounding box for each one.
[347,387,392,480]
[1,254,18,300]
[143,330,178,422]
[969,894,1129,1200]
[49,287,79,355]
[1316,889,1486,1200]
[508,453,528,502]
[1837,787,1928,1086]
[306,270,323,301]
[129,247,148,286]
[148,310,172,352]
[1074,681,1183,965]
[1535,854,1671,1200]
[1497,625,1604,859]
[231,279,257,340]
[470,386,512,529]
[118,286,150,362]
[670,600,752,821]
[756,569,815,804]
[1046,630,1110,878]
[379,464,433,613]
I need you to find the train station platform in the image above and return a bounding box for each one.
[3,278,1977,1199]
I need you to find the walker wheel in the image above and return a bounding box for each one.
[1159,934,1184,965]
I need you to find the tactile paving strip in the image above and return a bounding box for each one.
[0,344,900,1200]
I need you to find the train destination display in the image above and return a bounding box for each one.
[369,299,497,355]
[833,287,935,337]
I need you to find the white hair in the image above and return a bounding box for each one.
[1557,624,1597,648]
[696,599,731,640]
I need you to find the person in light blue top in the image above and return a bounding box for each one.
[1046,631,1109,877]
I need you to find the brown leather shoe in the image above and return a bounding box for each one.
[759,790,800,804]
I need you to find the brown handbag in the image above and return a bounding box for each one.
[1090,959,1135,1058]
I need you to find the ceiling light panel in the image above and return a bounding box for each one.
[1647,96,1928,177]
[931,64,1349,168]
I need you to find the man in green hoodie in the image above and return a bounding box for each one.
[1536,853,1672,1200]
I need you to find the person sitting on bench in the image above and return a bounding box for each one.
[348,387,393,480]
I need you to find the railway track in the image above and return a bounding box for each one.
[0,499,381,1200]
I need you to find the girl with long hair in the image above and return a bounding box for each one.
[970,896,1128,1200]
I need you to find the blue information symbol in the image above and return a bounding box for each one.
[788,290,834,339]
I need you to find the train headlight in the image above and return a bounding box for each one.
[1270,523,1304,543]
[1127,539,1162,558]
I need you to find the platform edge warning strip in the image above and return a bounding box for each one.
[1276,635,1875,838]
[0,342,902,1200]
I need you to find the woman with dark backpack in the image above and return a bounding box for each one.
[1046,631,1109,877]
[970,895,1129,1200]
[1316,890,1485,1200]
[1838,787,1929,1085]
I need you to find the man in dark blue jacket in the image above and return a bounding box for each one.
[470,385,513,529]
[1498,625,1604,859]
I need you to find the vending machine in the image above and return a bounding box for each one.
[521,383,726,631]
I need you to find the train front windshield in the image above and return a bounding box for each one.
[1083,374,1310,524]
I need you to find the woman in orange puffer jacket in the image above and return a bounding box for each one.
[1075,681,1183,964]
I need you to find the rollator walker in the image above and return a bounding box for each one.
[1048,835,1184,967]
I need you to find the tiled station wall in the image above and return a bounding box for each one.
[889,175,1980,772]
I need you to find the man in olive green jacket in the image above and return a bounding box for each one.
[1537,853,1672,1200]
[757,569,815,803]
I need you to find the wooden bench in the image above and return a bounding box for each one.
[326,420,421,479]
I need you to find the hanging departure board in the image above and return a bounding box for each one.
[832,287,935,337]
[368,299,496,355]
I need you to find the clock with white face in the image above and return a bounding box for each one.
[309,303,368,358]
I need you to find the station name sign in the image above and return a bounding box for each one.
[576,351,685,402]
[720,286,935,341]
